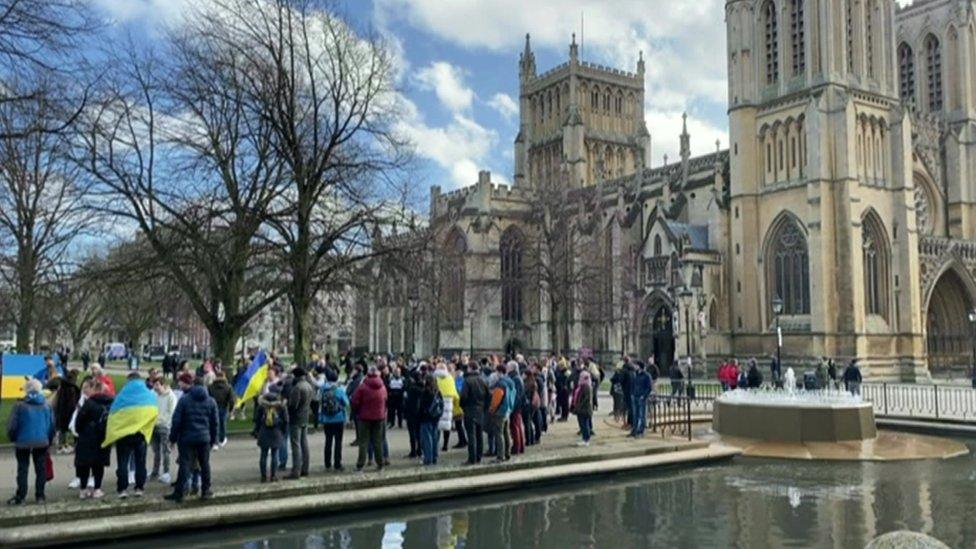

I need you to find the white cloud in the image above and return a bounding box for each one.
[415,62,475,113]
[377,0,729,133]
[488,93,519,121]
[645,111,726,168]
[395,98,501,189]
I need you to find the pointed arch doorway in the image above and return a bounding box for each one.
[640,303,675,372]
[926,267,976,376]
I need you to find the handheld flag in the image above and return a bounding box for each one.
[0,354,63,399]
[234,350,269,408]
[102,379,159,448]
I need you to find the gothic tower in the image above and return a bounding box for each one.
[725,0,925,378]
[514,34,651,188]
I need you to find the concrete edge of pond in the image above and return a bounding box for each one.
[0,445,741,548]
[876,417,976,437]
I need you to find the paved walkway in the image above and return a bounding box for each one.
[0,410,684,506]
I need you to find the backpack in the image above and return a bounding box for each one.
[321,386,342,417]
[427,392,444,421]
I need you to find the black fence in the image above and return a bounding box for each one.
[648,395,692,440]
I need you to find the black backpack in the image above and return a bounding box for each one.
[321,386,342,417]
[427,392,444,421]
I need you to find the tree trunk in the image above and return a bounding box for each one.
[211,322,240,368]
[291,293,312,366]
[15,255,35,354]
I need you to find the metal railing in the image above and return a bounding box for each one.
[648,395,692,440]
[861,382,976,422]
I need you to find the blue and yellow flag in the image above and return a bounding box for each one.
[102,379,159,448]
[234,350,269,408]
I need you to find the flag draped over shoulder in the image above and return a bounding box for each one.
[102,380,159,448]
[234,350,269,408]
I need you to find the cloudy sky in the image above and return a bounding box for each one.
[92,0,906,192]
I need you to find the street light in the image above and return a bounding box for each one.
[679,286,693,395]
[408,288,420,357]
[772,295,784,385]
[467,306,477,358]
[968,309,976,388]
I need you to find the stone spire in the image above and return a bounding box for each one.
[680,112,691,186]
[637,50,645,75]
[570,33,579,62]
[519,33,536,80]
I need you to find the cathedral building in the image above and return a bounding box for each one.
[366,0,976,380]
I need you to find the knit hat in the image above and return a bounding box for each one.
[178,372,194,386]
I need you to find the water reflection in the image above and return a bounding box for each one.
[130,440,976,549]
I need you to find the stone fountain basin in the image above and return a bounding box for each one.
[713,395,877,443]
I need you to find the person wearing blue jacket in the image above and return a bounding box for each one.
[6,379,54,505]
[165,378,218,503]
[630,364,653,438]
[318,369,349,471]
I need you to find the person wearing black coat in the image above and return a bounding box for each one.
[747,360,764,389]
[403,366,425,458]
[458,363,489,465]
[253,389,288,482]
[165,380,218,503]
[74,391,113,498]
[843,360,862,395]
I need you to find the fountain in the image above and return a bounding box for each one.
[710,387,967,461]
[712,388,877,443]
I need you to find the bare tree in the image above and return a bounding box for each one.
[524,170,604,355]
[0,92,95,352]
[0,1,98,138]
[198,0,414,364]
[75,28,287,365]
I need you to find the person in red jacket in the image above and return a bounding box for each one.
[350,366,388,472]
[90,365,116,397]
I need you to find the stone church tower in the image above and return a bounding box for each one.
[725,0,926,377]
[514,34,651,188]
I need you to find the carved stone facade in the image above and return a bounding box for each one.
[361,0,976,380]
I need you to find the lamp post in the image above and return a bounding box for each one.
[408,289,419,357]
[679,286,693,394]
[467,306,477,358]
[772,295,784,382]
[968,309,976,388]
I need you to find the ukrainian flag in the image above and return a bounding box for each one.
[102,379,159,448]
[234,350,269,408]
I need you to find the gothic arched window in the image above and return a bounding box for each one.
[865,1,874,77]
[654,234,663,256]
[790,0,805,75]
[846,0,855,73]
[862,212,889,319]
[500,227,524,324]
[925,34,943,111]
[898,42,915,105]
[764,0,779,85]
[766,215,810,315]
[442,229,467,327]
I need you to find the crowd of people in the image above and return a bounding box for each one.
[4,347,869,506]
[4,351,609,506]
[715,356,863,394]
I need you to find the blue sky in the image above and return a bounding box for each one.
[94,0,738,191]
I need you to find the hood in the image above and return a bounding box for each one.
[463,371,481,380]
[24,391,45,405]
[188,384,209,401]
[434,369,450,379]
[212,378,230,388]
[363,375,385,390]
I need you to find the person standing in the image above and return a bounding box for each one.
[418,373,443,466]
[434,363,459,453]
[5,379,54,505]
[458,361,488,465]
[285,367,314,479]
[403,365,424,458]
[318,369,349,471]
[843,360,863,396]
[571,371,594,447]
[151,377,177,484]
[747,359,764,389]
[349,366,387,472]
[165,378,218,503]
[387,367,405,429]
[208,371,236,448]
[506,361,526,455]
[254,385,287,482]
[488,367,514,462]
[74,381,113,499]
[107,372,158,499]
[554,360,570,422]
[630,364,652,438]
[54,370,81,453]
